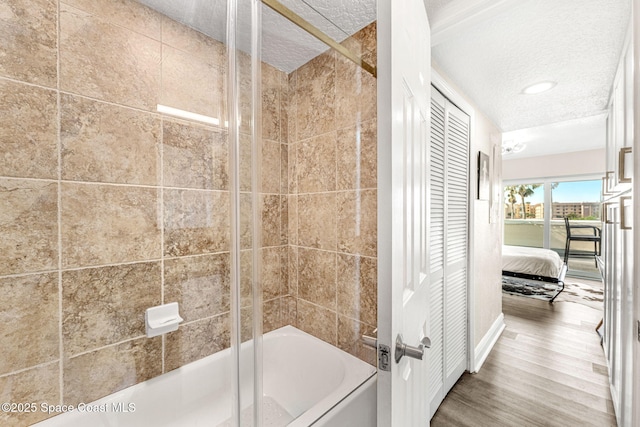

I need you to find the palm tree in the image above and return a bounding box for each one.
[516,184,541,219]
[504,186,518,219]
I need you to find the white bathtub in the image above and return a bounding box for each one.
[35,326,377,426]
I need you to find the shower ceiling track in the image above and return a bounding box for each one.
[261,0,377,77]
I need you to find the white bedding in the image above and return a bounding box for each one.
[502,245,564,278]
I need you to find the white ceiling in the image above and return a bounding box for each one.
[430,0,630,158]
[136,0,375,73]
[501,114,607,160]
[137,0,629,160]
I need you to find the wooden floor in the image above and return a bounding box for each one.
[431,294,617,427]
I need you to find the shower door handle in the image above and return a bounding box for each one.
[395,334,431,363]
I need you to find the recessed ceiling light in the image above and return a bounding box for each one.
[521,81,557,95]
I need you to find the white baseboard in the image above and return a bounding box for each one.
[471,313,505,373]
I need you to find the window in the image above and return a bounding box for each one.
[504,178,602,278]
[503,183,544,248]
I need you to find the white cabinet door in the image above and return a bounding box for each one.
[428,88,469,419]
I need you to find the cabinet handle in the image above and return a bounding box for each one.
[602,177,611,196]
[605,171,615,194]
[618,147,632,184]
[602,202,615,224]
[620,196,632,230]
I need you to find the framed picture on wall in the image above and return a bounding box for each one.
[477,151,490,200]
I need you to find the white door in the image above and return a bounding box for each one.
[377,0,431,425]
[427,89,469,418]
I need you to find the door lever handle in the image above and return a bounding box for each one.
[395,334,430,363]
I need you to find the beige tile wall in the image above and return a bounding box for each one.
[0,0,374,423]
[287,23,378,366]
[0,0,288,425]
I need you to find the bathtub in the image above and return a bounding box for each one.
[35,326,377,426]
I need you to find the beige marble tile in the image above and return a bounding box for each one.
[297,248,336,311]
[341,22,377,67]
[61,94,161,185]
[61,183,160,268]
[164,253,230,322]
[161,16,226,62]
[62,0,162,40]
[236,52,253,136]
[282,295,297,327]
[239,192,253,250]
[280,77,290,144]
[262,61,283,88]
[212,130,229,191]
[160,44,225,122]
[288,142,298,194]
[162,120,214,189]
[0,362,59,427]
[62,262,162,356]
[296,132,337,193]
[262,86,280,143]
[357,22,377,56]
[335,52,377,130]
[288,195,298,245]
[164,189,229,257]
[239,133,252,192]
[262,139,281,194]
[64,337,162,405]
[0,273,58,375]
[239,249,253,309]
[59,3,161,111]
[280,195,288,245]
[286,73,296,143]
[296,300,336,345]
[165,314,230,372]
[294,51,336,141]
[262,247,285,301]
[298,193,336,250]
[0,179,57,275]
[337,190,377,257]
[337,315,377,366]
[336,119,377,190]
[263,298,284,334]
[295,49,335,88]
[288,246,298,297]
[0,80,57,179]
[337,254,377,325]
[280,143,288,194]
[261,194,280,248]
[0,0,57,86]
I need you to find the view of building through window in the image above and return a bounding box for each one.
[504,179,602,278]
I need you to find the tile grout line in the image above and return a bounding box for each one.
[56,0,64,406]
[333,51,339,347]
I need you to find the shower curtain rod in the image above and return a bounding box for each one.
[261,0,377,78]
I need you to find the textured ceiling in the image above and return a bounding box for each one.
[501,114,607,160]
[136,0,375,73]
[432,0,630,134]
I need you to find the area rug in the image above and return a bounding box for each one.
[502,276,604,310]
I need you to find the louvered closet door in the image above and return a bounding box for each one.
[428,87,469,419]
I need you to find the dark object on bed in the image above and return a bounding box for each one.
[502,263,568,303]
[563,217,601,267]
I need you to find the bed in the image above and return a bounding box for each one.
[502,245,568,303]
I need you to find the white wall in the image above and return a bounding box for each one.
[503,148,606,181]
[433,64,504,354]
